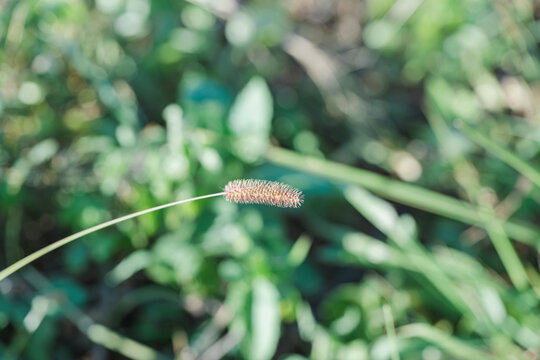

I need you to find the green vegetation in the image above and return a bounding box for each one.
[1,0,540,359]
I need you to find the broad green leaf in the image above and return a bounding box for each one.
[251,277,280,360]
[228,76,273,162]
[106,250,151,285]
[27,139,59,165]
[344,186,414,246]
[287,234,312,267]
[281,356,308,360]
[296,302,317,342]
[344,186,398,237]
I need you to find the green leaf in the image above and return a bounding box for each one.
[287,234,312,267]
[251,277,280,360]
[458,120,540,189]
[399,323,494,360]
[344,186,398,237]
[344,186,417,246]
[228,76,273,162]
[106,250,151,285]
[296,302,317,342]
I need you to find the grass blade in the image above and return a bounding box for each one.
[457,121,540,189]
[398,323,494,360]
[425,110,529,289]
[266,147,540,247]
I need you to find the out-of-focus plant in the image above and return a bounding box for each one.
[2,0,540,359]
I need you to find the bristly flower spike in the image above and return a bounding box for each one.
[0,179,303,281]
[224,179,303,208]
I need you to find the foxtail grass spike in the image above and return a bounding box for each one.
[0,179,303,281]
[224,179,303,208]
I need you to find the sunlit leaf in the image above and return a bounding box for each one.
[228,76,273,162]
[251,277,280,360]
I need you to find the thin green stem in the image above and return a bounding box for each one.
[426,111,529,289]
[0,192,225,282]
[457,120,540,189]
[383,304,400,360]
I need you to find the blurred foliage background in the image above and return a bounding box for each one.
[1,0,540,359]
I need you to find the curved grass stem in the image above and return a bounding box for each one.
[0,192,225,282]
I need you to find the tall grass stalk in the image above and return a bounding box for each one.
[426,112,529,289]
[0,178,304,282]
[0,193,225,282]
[266,147,540,247]
[457,120,540,189]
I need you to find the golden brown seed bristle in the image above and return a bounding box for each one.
[224,179,303,208]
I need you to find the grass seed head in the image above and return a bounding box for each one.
[224,179,303,208]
